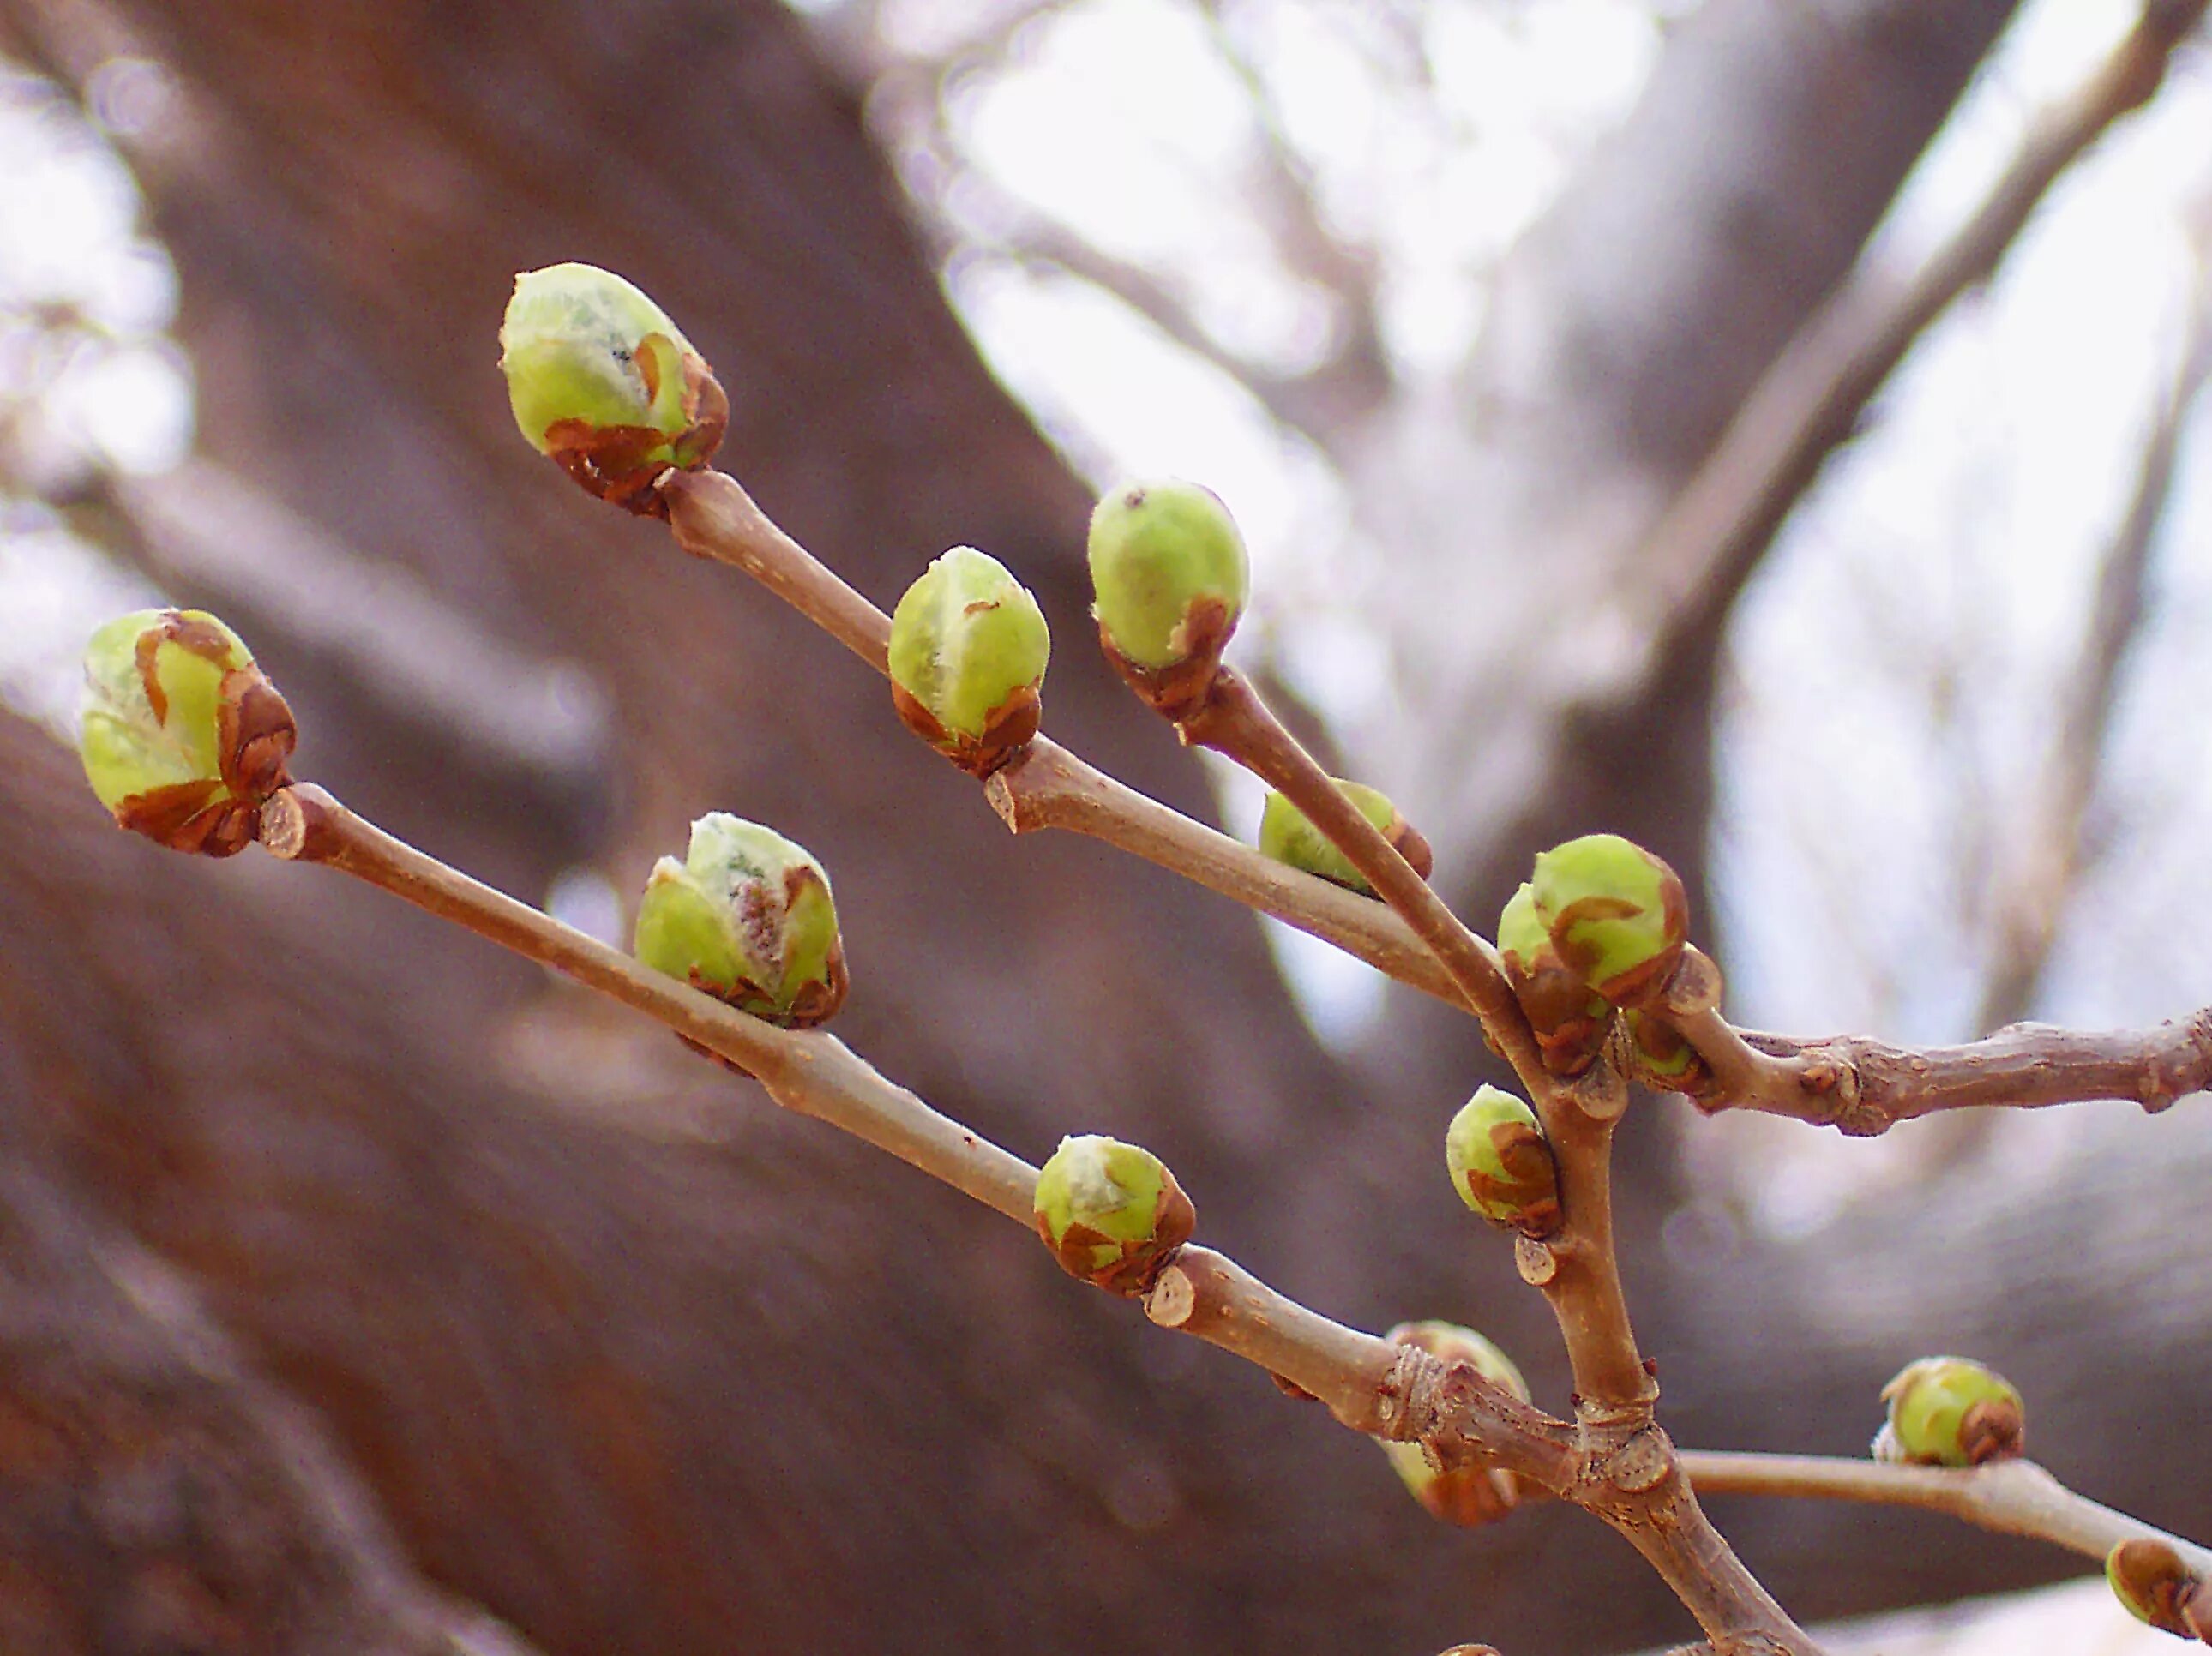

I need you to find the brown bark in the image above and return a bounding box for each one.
[0,2,2203,1653]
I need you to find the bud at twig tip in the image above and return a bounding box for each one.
[500,262,727,515]
[2107,1538,2203,1637]
[1529,833,1689,1006]
[1033,1133,1195,1294]
[1873,1356,2024,1468]
[1086,479,1249,719]
[79,608,296,857]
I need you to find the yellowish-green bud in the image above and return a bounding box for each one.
[499,262,727,513]
[1497,879,1610,1077]
[78,608,296,857]
[1623,1008,1710,1094]
[1529,833,1689,1005]
[1444,1086,1560,1238]
[1256,780,1432,896]
[1378,1320,1529,1527]
[1086,479,1248,714]
[1032,1133,1195,1294]
[634,813,847,1028]
[1873,1356,2024,1468]
[2107,1539,2204,1637]
[887,546,1050,777]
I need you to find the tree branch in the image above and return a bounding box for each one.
[1681,1451,2212,1578]
[249,777,1824,1653]
[1618,0,2210,680]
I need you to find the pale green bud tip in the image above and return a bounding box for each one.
[1379,1322,1526,1527]
[1873,1356,2024,1468]
[2107,1539,2204,1636]
[1257,781,1433,897]
[79,607,297,857]
[1444,1086,1560,1238]
[633,812,848,1028]
[887,545,1050,776]
[1529,832,1688,1003]
[499,262,727,512]
[1085,478,1249,675]
[1032,1133,1196,1293]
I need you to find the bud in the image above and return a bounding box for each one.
[634,813,848,1028]
[499,262,728,513]
[2107,1539,2203,1636]
[887,546,1050,777]
[1528,833,1689,1005]
[1872,1357,2024,1468]
[1257,780,1432,896]
[1497,880,1610,1077]
[1086,479,1248,714]
[1623,1009,1710,1095]
[1032,1133,1195,1293]
[1379,1321,1530,1528]
[78,608,296,857]
[1444,1086,1560,1238]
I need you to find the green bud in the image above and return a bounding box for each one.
[1873,1357,2024,1468]
[1379,1321,1530,1528]
[1086,479,1248,710]
[79,608,296,857]
[2107,1539,2203,1636]
[634,813,848,1028]
[1032,1133,1196,1294]
[499,262,728,513]
[1623,1008,1710,1094]
[1529,833,1689,1005]
[1444,1086,1560,1238]
[1497,879,1611,1077]
[887,545,1050,777]
[1257,780,1433,897]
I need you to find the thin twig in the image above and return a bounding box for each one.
[1671,1005,2212,1136]
[1174,670,1654,1419]
[253,781,1830,1648]
[658,467,2212,1143]
[1680,1450,2212,1578]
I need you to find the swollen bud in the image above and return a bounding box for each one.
[1872,1357,2024,1468]
[887,546,1050,777]
[1530,831,1680,999]
[1497,880,1609,1077]
[1444,1086,1561,1239]
[2107,1539,2206,1638]
[1032,1133,1196,1293]
[634,813,848,1028]
[1086,479,1248,716]
[1529,833,1688,1005]
[79,608,296,857]
[499,262,728,513]
[1257,780,1432,896]
[1379,1321,1530,1527]
[1623,1009,1711,1095]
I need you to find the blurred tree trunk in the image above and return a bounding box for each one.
[0,3,2204,1655]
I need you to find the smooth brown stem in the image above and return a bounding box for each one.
[1177,669,1547,1093]
[660,464,2212,1136]
[985,739,1466,1009]
[1614,1474,1827,1655]
[1680,1451,2212,1578]
[252,786,1560,1475]
[1176,669,1653,1416]
[257,783,1037,1222]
